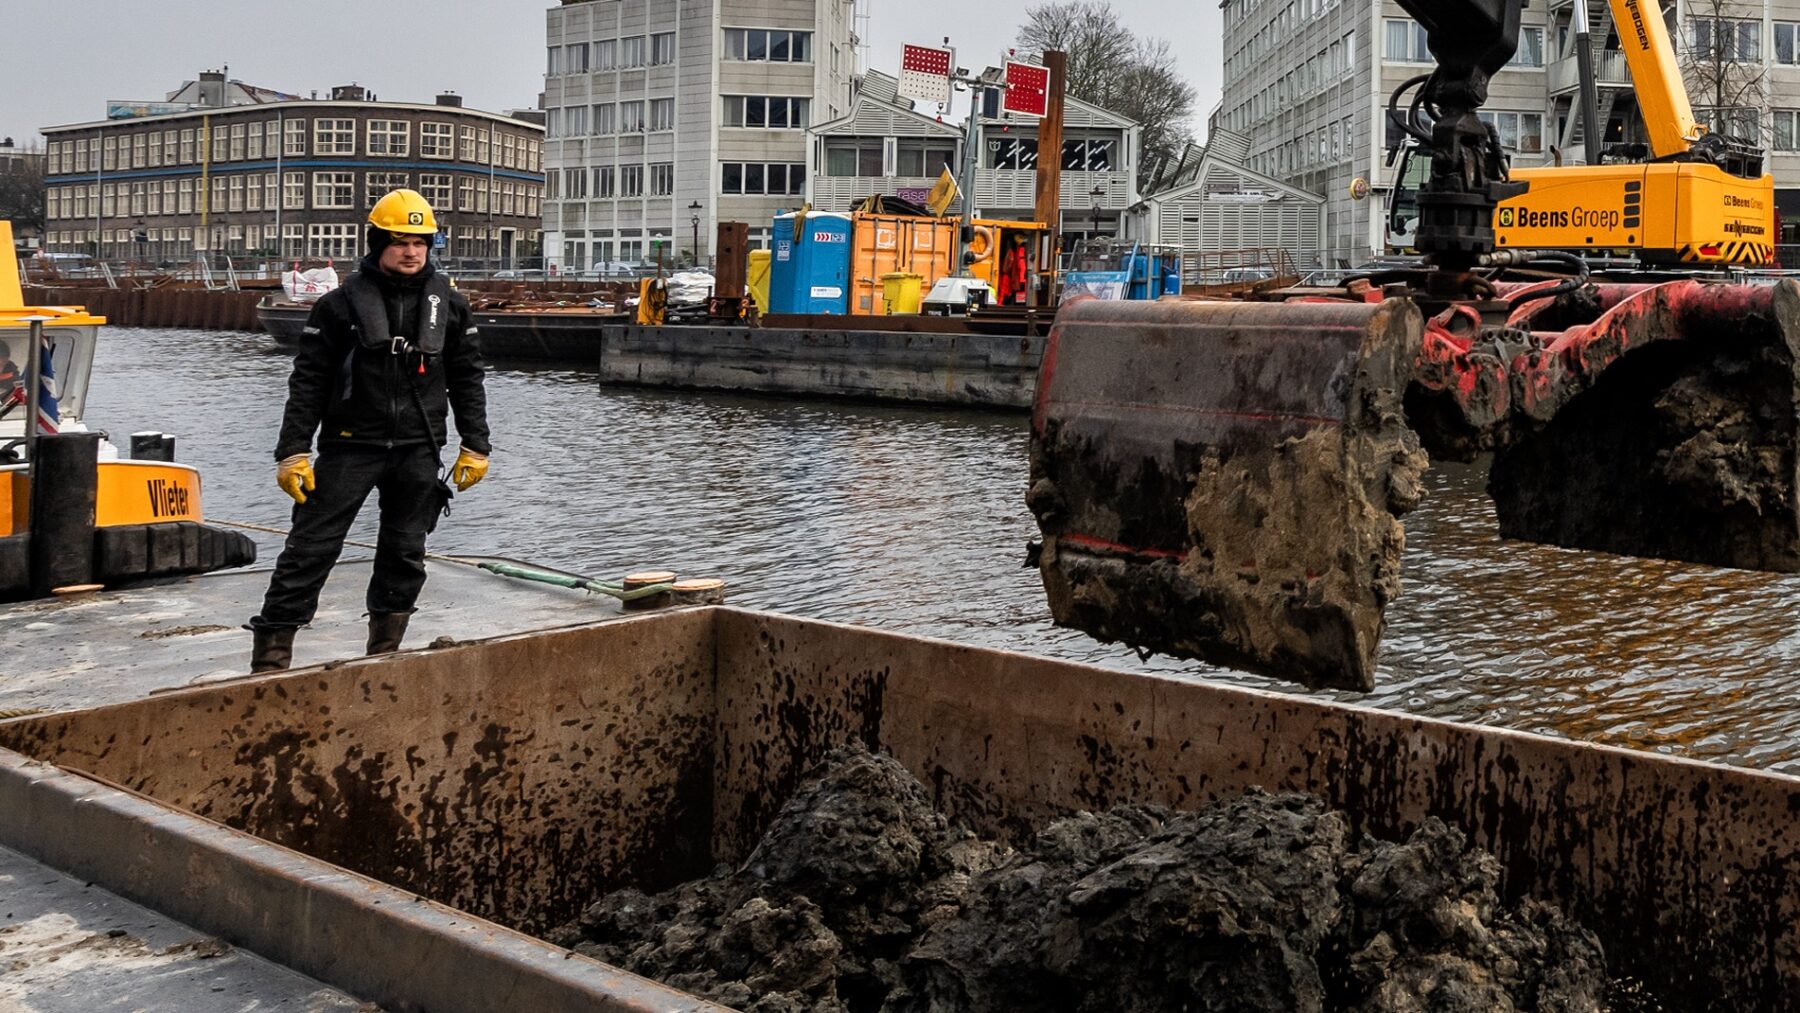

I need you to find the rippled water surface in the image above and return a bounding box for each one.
[87,327,1800,773]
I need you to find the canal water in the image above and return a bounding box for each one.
[90,326,1800,773]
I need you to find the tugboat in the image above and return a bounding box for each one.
[1,223,255,600]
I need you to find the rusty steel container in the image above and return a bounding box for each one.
[3,608,1800,1010]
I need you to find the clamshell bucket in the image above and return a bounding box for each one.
[1028,298,1428,691]
[1485,279,1800,571]
[1030,280,1800,691]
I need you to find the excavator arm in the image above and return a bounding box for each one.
[1389,0,1526,270]
[1609,0,1706,159]
[1027,0,1800,691]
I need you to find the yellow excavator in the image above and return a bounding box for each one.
[1386,0,1774,264]
[1028,0,1800,691]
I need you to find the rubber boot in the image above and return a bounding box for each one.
[366,612,411,655]
[250,628,295,673]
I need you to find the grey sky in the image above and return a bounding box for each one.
[2,1,1221,147]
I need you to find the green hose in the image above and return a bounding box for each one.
[478,561,677,601]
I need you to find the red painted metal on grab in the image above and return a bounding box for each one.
[1511,280,1774,420]
[1415,279,1786,427]
[1059,531,1187,561]
[1031,315,1064,436]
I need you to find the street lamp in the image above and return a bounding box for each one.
[688,200,703,268]
[1089,186,1106,242]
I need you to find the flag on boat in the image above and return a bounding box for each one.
[35,337,59,433]
[4,337,60,433]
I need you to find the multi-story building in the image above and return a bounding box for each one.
[1217,0,1552,266]
[1549,0,1800,245]
[0,137,42,175]
[541,0,856,273]
[1219,0,1800,263]
[805,71,1141,241]
[39,75,544,267]
[1,137,46,252]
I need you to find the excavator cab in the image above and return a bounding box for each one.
[1029,0,1800,691]
[1384,143,1430,255]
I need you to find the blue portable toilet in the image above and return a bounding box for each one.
[1159,252,1183,297]
[769,211,853,314]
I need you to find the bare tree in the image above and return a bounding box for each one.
[0,143,44,238]
[1016,1,1197,189]
[1677,0,1767,143]
[1017,0,1138,101]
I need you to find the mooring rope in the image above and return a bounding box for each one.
[211,517,488,566]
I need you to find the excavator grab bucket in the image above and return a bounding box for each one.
[1487,279,1800,570]
[1029,281,1800,691]
[1028,297,1429,691]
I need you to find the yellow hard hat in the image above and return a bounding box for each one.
[368,188,438,234]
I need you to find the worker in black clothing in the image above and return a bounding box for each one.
[247,188,490,672]
[0,340,18,402]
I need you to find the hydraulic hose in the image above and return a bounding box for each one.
[1386,74,1436,156]
[477,560,676,601]
[1485,250,1592,310]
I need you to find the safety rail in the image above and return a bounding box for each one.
[1180,248,1301,287]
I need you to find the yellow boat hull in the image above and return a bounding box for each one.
[0,460,204,538]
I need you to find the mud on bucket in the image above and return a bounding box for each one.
[1027,297,1428,691]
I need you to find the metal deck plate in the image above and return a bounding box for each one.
[0,557,619,712]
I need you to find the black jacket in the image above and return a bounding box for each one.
[274,257,490,460]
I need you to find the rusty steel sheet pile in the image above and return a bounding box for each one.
[4,611,1800,1008]
[1029,280,1800,690]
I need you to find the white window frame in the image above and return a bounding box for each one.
[314,118,356,156]
[620,101,645,133]
[367,120,410,157]
[649,98,674,132]
[312,170,355,208]
[1384,19,1432,62]
[307,223,361,259]
[421,122,454,158]
[621,35,646,68]
[365,170,411,208]
[419,172,453,209]
[722,95,810,129]
[1507,25,1544,67]
[1477,110,1545,153]
[723,28,813,63]
[1778,22,1800,65]
[284,119,307,156]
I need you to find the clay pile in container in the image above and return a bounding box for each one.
[549,748,1656,1013]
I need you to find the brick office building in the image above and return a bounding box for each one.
[40,76,544,267]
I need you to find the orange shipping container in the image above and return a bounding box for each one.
[849,214,956,315]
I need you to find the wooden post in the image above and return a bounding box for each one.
[622,569,677,611]
[1031,50,1067,308]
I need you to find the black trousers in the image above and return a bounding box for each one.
[251,444,442,630]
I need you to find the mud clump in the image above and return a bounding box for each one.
[550,748,1005,1012]
[552,748,1631,1012]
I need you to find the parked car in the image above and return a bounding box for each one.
[589,261,647,280]
[1220,267,1275,284]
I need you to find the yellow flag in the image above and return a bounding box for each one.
[926,168,959,217]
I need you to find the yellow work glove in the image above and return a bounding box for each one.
[277,453,315,504]
[451,447,489,491]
